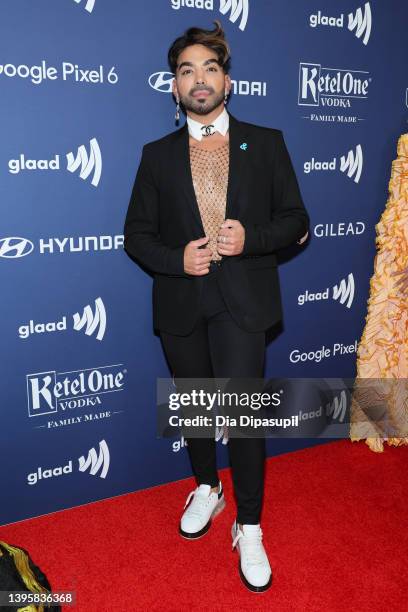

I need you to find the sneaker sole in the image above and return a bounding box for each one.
[237,558,273,593]
[232,527,273,592]
[179,496,226,540]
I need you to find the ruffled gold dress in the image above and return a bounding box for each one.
[350,133,408,452]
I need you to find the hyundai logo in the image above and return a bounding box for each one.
[148,72,174,93]
[0,237,34,258]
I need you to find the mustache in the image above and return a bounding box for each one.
[190,87,213,95]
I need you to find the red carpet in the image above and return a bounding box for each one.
[0,439,407,611]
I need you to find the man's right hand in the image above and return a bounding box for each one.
[184,237,212,275]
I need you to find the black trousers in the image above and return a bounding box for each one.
[160,264,266,524]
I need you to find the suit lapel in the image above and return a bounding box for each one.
[173,111,250,233]
[173,123,205,234]
[226,112,249,221]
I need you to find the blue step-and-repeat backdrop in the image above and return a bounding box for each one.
[1,0,407,525]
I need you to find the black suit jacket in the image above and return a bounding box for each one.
[124,112,309,335]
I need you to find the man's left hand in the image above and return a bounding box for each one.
[217,219,245,256]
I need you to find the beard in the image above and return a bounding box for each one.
[179,89,225,116]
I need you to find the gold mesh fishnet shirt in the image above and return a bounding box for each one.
[189,141,229,261]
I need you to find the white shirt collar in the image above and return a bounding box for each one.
[186,107,229,141]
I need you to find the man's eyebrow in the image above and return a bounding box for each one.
[177,58,220,71]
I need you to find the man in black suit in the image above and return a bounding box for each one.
[124,21,309,592]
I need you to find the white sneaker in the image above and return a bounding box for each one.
[231,520,272,592]
[179,481,225,539]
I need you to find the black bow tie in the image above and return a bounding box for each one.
[201,124,215,137]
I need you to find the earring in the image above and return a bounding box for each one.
[175,99,180,125]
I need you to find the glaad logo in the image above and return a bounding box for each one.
[333,273,355,309]
[219,0,249,31]
[79,440,110,478]
[172,436,188,452]
[73,0,96,13]
[309,2,372,46]
[298,273,355,309]
[0,235,124,258]
[313,221,366,238]
[348,2,372,45]
[148,72,266,96]
[26,364,126,417]
[73,297,106,341]
[340,145,363,183]
[325,390,348,423]
[18,297,107,341]
[8,138,102,187]
[170,0,249,32]
[304,145,363,184]
[27,439,110,485]
[298,63,371,108]
[67,138,102,187]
